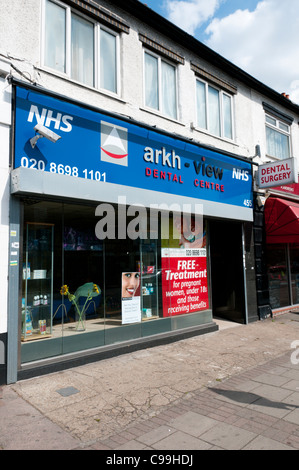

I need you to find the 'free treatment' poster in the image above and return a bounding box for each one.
[161,215,209,317]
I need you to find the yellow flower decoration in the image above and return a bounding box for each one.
[93,284,99,294]
[59,283,100,331]
[60,285,69,296]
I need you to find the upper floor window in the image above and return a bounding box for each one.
[43,0,119,94]
[196,79,233,140]
[265,114,291,160]
[144,50,178,120]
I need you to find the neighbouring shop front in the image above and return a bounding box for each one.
[8,82,255,381]
[265,187,299,310]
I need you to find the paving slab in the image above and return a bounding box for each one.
[243,436,294,450]
[151,430,213,450]
[168,411,218,437]
[2,313,299,450]
[199,422,256,450]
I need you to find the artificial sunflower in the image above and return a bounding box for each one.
[60,285,69,296]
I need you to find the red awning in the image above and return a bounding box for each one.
[265,197,299,244]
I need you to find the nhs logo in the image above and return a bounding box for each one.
[27,105,74,133]
[232,168,250,181]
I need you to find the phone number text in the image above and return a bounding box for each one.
[20,156,106,182]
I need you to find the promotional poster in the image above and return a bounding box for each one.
[161,216,209,317]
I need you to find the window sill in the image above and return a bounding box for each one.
[265,154,291,161]
[139,106,185,127]
[36,66,127,105]
[191,124,237,146]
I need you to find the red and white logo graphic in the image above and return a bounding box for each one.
[101,121,128,166]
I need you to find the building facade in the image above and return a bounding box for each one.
[0,0,299,384]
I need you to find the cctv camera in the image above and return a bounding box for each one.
[30,124,61,148]
[33,124,61,143]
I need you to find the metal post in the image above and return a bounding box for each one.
[242,223,249,325]
[7,195,21,384]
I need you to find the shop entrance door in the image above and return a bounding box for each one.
[209,220,246,323]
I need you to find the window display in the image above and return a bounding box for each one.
[20,201,211,364]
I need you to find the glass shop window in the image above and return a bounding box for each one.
[21,200,210,364]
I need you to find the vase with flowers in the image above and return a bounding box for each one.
[60,282,100,331]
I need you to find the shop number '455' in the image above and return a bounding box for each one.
[243,199,253,207]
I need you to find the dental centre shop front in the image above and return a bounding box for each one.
[10,83,254,379]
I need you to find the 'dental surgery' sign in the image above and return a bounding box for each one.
[257,158,298,189]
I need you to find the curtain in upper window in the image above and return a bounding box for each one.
[71,14,94,87]
[145,53,159,110]
[144,51,177,120]
[265,115,290,160]
[45,0,66,73]
[196,79,233,140]
[208,86,220,137]
[222,93,233,139]
[100,29,117,93]
[161,61,177,119]
[196,81,207,130]
[44,0,118,94]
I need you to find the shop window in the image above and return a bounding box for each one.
[196,79,233,139]
[43,0,119,93]
[265,114,291,160]
[21,201,210,364]
[267,243,299,309]
[144,50,178,120]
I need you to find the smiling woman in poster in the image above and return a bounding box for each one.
[122,272,140,298]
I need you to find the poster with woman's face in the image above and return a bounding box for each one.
[121,272,141,324]
[121,272,140,298]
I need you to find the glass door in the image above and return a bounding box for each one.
[267,244,290,309]
[140,238,159,321]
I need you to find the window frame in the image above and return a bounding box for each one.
[195,78,234,141]
[265,112,291,160]
[143,49,178,121]
[41,0,120,95]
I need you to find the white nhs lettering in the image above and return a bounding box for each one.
[27,105,73,133]
[232,168,249,181]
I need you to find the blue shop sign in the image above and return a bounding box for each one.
[14,86,253,211]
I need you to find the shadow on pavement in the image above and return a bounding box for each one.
[209,387,298,410]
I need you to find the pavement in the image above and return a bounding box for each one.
[2,311,299,451]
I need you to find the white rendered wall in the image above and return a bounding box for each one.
[0,62,11,334]
[0,0,265,161]
[0,0,298,172]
